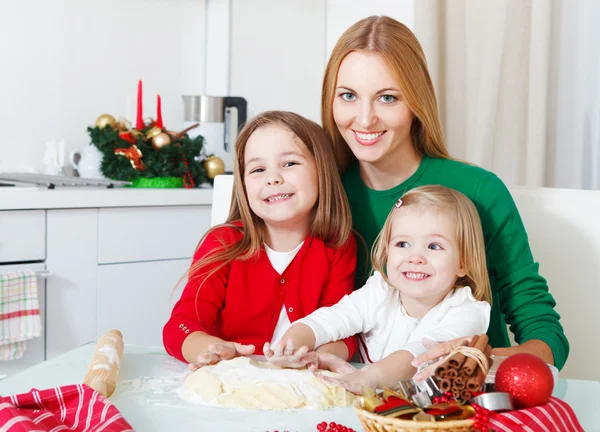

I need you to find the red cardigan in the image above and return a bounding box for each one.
[163,225,357,362]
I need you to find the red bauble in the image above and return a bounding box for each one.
[495,353,554,409]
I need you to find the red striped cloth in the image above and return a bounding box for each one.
[487,396,584,432]
[0,384,133,432]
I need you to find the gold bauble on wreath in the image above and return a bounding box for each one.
[152,132,172,149]
[95,114,117,130]
[146,127,162,141]
[204,156,225,179]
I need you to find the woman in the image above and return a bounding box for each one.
[321,16,568,375]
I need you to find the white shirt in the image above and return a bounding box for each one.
[265,242,304,345]
[297,271,491,362]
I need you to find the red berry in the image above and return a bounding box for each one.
[329,423,337,428]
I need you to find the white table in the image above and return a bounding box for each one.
[1,345,599,431]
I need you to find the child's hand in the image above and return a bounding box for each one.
[316,368,376,395]
[263,339,310,368]
[411,336,471,382]
[303,352,357,375]
[188,342,255,371]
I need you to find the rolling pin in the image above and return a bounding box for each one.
[83,329,124,398]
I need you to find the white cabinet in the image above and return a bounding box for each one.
[0,210,45,262]
[44,204,209,359]
[0,199,212,374]
[97,259,190,347]
[0,189,213,376]
[46,209,98,360]
[97,206,211,264]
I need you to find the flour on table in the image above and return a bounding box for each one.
[178,357,355,410]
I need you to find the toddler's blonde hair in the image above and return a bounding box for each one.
[371,185,491,304]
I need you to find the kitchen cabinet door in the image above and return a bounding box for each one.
[97,259,190,347]
[97,206,210,264]
[46,209,98,360]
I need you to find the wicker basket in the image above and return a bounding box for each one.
[353,399,474,432]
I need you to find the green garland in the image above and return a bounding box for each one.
[87,124,208,186]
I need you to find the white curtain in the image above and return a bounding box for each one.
[415,0,553,187]
[546,0,600,190]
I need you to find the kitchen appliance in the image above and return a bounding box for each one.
[182,95,247,173]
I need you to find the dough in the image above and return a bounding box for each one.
[178,357,355,410]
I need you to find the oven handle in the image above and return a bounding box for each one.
[35,270,52,279]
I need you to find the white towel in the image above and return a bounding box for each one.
[0,270,42,360]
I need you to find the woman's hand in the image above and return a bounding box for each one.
[188,342,255,371]
[263,339,310,368]
[410,337,471,382]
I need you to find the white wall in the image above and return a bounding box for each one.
[229,0,326,122]
[0,0,415,173]
[546,0,600,190]
[326,0,414,56]
[229,0,414,123]
[0,0,206,173]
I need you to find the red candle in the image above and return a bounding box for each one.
[136,79,144,130]
[156,94,163,129]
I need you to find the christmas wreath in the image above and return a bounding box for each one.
[87,80,224,188]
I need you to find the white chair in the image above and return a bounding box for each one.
[211,175,235,227]
[210,176,597,380]
[510,186,600,381]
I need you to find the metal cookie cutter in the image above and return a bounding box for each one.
[472,392,514,412]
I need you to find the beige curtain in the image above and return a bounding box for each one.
[415,0,553,187]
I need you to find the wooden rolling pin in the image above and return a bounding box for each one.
[83,329,124,398]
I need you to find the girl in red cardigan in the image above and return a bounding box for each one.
[163,111,357,368]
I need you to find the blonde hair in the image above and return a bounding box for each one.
[322,15,450,172]
[371,185,491,304]
[182,111,353,313]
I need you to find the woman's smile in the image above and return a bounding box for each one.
[352,130,387,146]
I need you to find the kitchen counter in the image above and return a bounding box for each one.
[0,186,213,210]
[0,344,598,432]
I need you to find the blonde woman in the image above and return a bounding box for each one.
[321,15,568,376]
[265,186,492,391]
[163,111,357,367]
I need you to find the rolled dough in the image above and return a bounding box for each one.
[178,357,355,410]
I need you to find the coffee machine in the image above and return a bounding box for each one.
[182,95,247,173]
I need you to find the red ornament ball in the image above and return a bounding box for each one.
[495,353,554,409]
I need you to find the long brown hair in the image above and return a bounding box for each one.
[322,16,450,172]
[184,111,353,302]
[371,185,491,304]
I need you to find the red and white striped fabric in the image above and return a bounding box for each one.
[0,384,133,432]
[488,396,584,432]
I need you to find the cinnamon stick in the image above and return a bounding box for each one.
[484,345,492,369]
[445,368,459,379]
[434,364,448,379]
[453,375,465,390]
[466,370,485,391]
[460,334,489,376]
[465,346,492,392]
[447,335,480,370]
[439,378,451,392]
[452,388,461,400]
[460,389,473,401]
